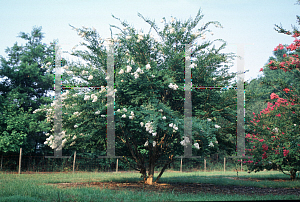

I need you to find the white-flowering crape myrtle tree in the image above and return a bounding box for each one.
[39,9,237,185]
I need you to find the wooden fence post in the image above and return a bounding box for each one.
[0,155,3,171]
[180,157,182,172]
[204,159,206,172]
[18,148,22,174]
[241,159,242,171]
[116,158,118,173]
[224,157,226,173]
[73,151,76,174]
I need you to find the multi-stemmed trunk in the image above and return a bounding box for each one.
[145,152,155,185]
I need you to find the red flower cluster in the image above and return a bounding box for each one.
[262,143,268,151]
[262,152,267,159]
[283,149,289,157]
[292,32,300,38]
[270,93,279,100]
[283,88,290,93]
[286,43,298,51]
[245,89,299,166]
[274,44,284,51]
[267,31,300,71]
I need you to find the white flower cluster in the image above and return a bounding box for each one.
[273,127,279,133]
[118,108,134,119]
[169,123,178,132]
[168,83,179,90]
[215,125,221,129]
[44,130,66,149]
[130,67,144,79]
[61,91,69,100]
[118,64,152,79]
[208,142,214,147]
[169,28,175,34]
[180,136,190,146]
[91,94,97,102]
[126,65,132,73]
[144,121,154,133]
[82,70,88,75]
[100,86,107,93]
[194,143,200,149]
[138,33,144,41]
[207,118,211,122]
[88,75,93,80]
[105,88,117,98]
[73,111,81,116]
[142,122,157,147]
[190,63,197,69]
[33,108,43,114]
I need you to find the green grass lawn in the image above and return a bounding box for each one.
[0,170,299,201]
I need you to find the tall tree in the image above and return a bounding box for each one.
[41,9,240,184]
[243,1,300,179]
[0,26,61,155]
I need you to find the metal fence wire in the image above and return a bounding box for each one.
[0,152,251,173]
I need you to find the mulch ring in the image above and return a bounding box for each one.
[46,179,300,197]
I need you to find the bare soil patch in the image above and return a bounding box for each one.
[46,179,300,197]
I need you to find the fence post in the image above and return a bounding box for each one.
[116,158,118,173]
[204,159,206,172]
[224,157,226,173]
[0,155,3,171]
[180,157,182,172]
[73,151,76,174]
[241,159,242,172]
[18,148,22,174]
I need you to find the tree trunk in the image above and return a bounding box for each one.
[155,155,175,183]
[155,158,175,183]
[140,167,147,182]
[145,161,155,185]
[290,168,297,180]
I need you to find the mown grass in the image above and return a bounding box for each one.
[0,170,299,201]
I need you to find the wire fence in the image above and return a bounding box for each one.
[0,150,255,174]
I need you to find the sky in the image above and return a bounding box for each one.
[0,0,299,84]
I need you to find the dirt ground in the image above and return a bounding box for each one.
[45,177,300,197]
